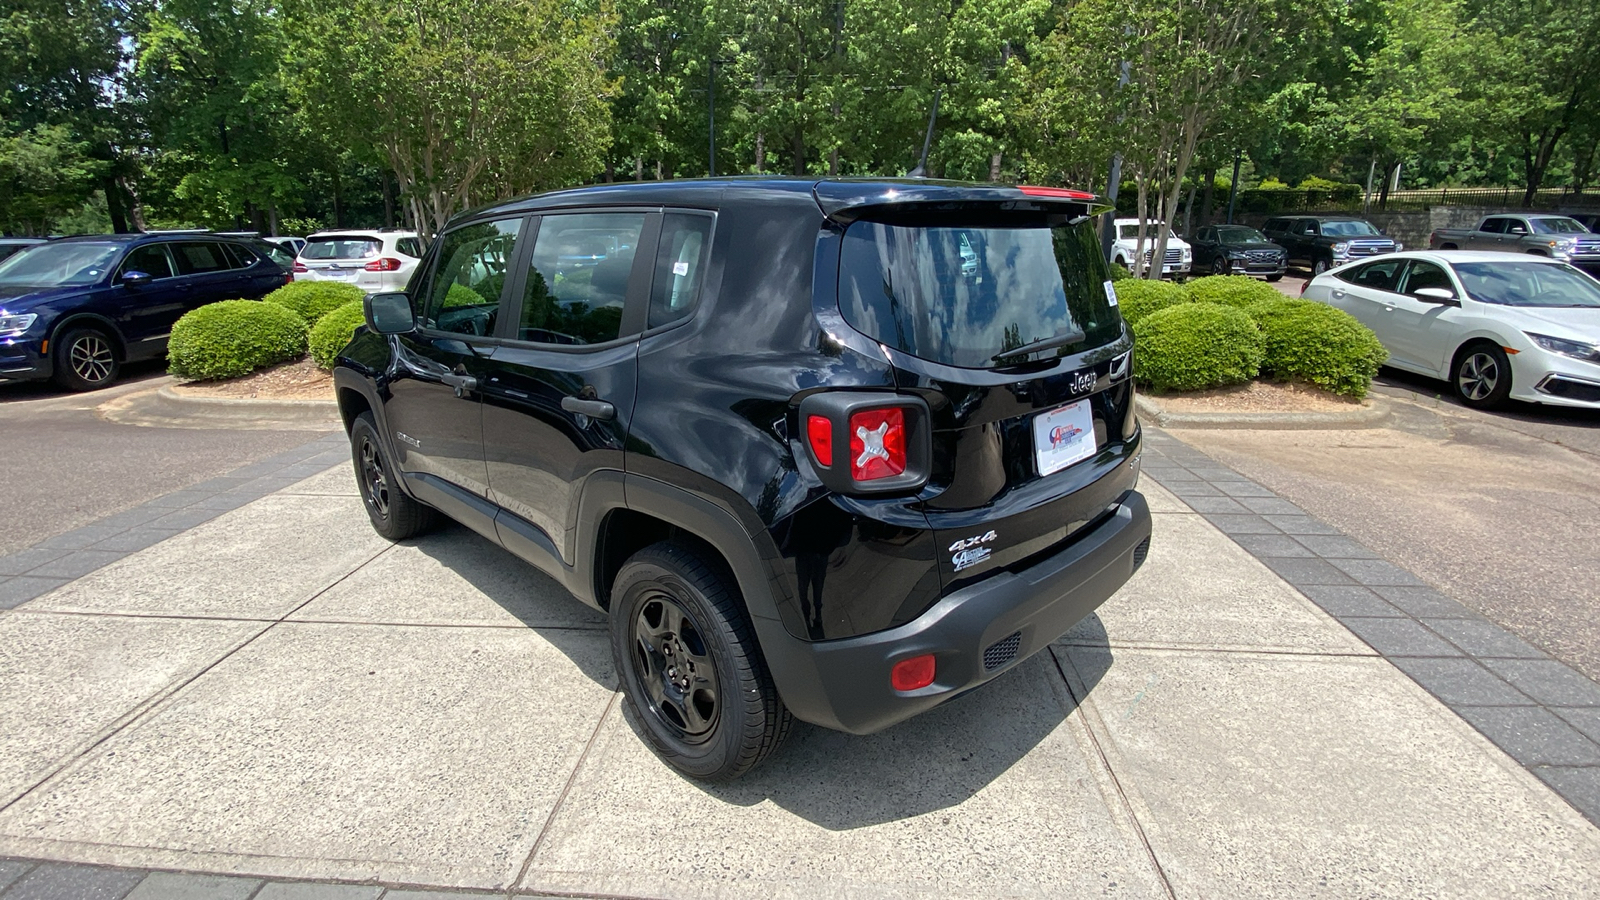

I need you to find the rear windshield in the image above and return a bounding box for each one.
[839,218,1121,369]
[302,237,381,260]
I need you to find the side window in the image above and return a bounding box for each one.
[1300,220,1319,235]
[172,241,231,275]
[1339,258,1404,291]
[518,212,645,345]
[1479,218,1506,234]
[648,213,713,329]
[396,237,422,258]
[1400,261,1454,296]
[421,219,522,336]
[1505,219,1529,235]
[119,244,176,280]
[221,243,256,268]
[1195,227,1212,242]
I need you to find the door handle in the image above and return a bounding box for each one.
[440,372,477,398]
[561,396,616,420]
[1331,289,1346,298]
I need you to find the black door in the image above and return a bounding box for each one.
[480,209,662,568]
[382,218,526,510]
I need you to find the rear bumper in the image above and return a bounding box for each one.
[759,490,1152,734]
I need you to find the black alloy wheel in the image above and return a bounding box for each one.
[51,327,120,391]
[349,411,436,540]
[1452,343,1513,410]
[611,542,791,780]
[632,591,721,741]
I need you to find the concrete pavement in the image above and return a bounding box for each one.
[0,433,1596,897]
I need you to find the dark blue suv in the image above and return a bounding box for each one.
[0,233,292,390]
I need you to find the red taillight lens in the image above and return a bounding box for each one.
[806,414,833,467]
[364,257,402,272]
[292,261,308,273]
[890,654,936,691]
[848,407,906,481]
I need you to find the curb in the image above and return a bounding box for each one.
[98,386,340,430]
[1136,393,1391,430]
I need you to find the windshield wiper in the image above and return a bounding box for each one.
[992,328,1087,363]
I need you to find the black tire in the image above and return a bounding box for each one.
[611,541,792,780]
[51,326,120,391]
[1312,258,1330,276]
[350,412,437,540]
[1266,273,1284,282]
[1452,342,1513,410]
[1215,256,1231,275]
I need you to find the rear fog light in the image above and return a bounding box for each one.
[891,654,936,691]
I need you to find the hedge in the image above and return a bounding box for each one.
[1248,299,1387,398]
[169,300,309,381]
[1183,274,1284,309]
[1114,278,1190,326]
[309,301,367,369]
[263,281,365,324]
[1131,302,1263,392]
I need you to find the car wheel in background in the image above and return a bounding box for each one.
[350,411,437,540]
[1312,258,1330,276]
[1452,342,1513,410]
[1216,256,1231,275]
[1267,273,1284,282]
[611,541,792,780]
[51,326,120,391]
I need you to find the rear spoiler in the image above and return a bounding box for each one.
[812,180,1112,225]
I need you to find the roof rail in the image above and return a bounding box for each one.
[145,228,212,234]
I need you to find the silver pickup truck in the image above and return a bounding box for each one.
[1430,214,1600,272]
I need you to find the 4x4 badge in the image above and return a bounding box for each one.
[949,530,998,572]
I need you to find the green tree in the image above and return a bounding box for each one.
[285,0,618,237]
[1457,0,1600,205]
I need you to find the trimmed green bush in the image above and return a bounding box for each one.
[1114,278,1190,326]
[1108,261,1133,281]
[169,300,309,381]
[263,281,365,324]
[1250,299,1387,398]
[1184,274,1284,308]
[309,301,367,369]
[1132,302,1263,392]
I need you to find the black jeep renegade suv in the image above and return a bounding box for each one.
[333,178,1152,779]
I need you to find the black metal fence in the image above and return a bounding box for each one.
[1115,186,1600,217]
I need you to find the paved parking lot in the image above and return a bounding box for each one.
[1,433,1597,898]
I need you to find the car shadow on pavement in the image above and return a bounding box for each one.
[1377,366,1600,426]
[687,615,1113,830]
[404,524,1112,830]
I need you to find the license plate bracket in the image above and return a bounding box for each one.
[1033,399,1097,477]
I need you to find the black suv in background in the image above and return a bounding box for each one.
[0,233,292,390]
[1262,215,1400,275]
[333,179,1152,779]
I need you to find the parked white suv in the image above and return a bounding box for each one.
[294,230,424,293]
[1110,218,1192,280]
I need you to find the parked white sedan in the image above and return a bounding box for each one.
[1302,250,1600,409]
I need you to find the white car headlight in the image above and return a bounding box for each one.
[1528,332,1600,363]
[1332,242,1351,255]
[1394,241,1404,252]
[0,313,37,338]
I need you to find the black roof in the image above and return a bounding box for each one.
[462,176,1107,226]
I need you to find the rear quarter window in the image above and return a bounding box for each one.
[839,218,1121,369]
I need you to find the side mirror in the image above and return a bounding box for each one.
[120,270,152,287]
[364,291,416,334]
[1413,287,1459,305]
